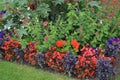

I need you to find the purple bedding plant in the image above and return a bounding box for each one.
[0,30,5,56]
[0,30,5,39]
[0,38,5,58]
[62,51,77,77]
[96,56,115,80]
[105,37,120,60]
[35,52,46,68]
[14,48,24,60]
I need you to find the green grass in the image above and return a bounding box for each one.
[118,76,120,80]
[0,60,76,80]
[0,60,120,80]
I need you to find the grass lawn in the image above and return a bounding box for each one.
[118,76,120,80]
[0,61,120,80]
[0,60,76,80]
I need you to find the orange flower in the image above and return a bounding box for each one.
[71,39,80,50]
[56,40,66,47]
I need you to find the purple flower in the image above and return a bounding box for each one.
[40,32,44,35]
[107,37,119,44]
[0,30,5,38]
[0,10,6,15]
[93,47,98,54]
[9,32,12,37]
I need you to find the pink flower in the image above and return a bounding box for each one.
[43,21,48,26]
[44,36,48,41]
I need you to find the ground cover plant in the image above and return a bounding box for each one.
[0,0,120,80]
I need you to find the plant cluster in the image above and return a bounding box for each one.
[0,0,120,80]
[0,37,119,80]
[97,55,115,80]
[105,37,120,60]
[24,42,37,65]
[0,0,120,51]
[1,39,22,61]
[62,51,77,77]
[74,44,98,78]
[35,52,46,68]
[45,46,65,71]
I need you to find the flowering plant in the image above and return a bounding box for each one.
[75,44,98,78]
[24,42,37,65]
[1,39,21,61]
[105,37,120,60]
[45,46,65,71]
[97,54,115,80]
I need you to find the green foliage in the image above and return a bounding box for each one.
[36,3,51,18]
[52,0,65,5]
[88,1,100,7]
[0,0,120,54]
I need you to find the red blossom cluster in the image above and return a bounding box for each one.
[55,39,80,51]
[1,39,20,61]
[2,39,19,50]
[71,39,80,51]
[45,46,65,71]
[24,42,37,65]
[56,40,66,47]
[75,44,98,78]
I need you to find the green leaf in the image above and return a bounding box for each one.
[4,19,13,29]
[17,27,27,38]
[88,1,99,7]
[52,0,65,5]
[36,3,51,18]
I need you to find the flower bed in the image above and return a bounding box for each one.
[0,0,120,80]
[0,36,120,80]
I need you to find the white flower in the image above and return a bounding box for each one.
[100,19,102,24]
[27,7,30,10]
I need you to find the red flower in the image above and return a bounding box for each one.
[71,39,80,50]
[28,4,36,10]
[56,40,66,47]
